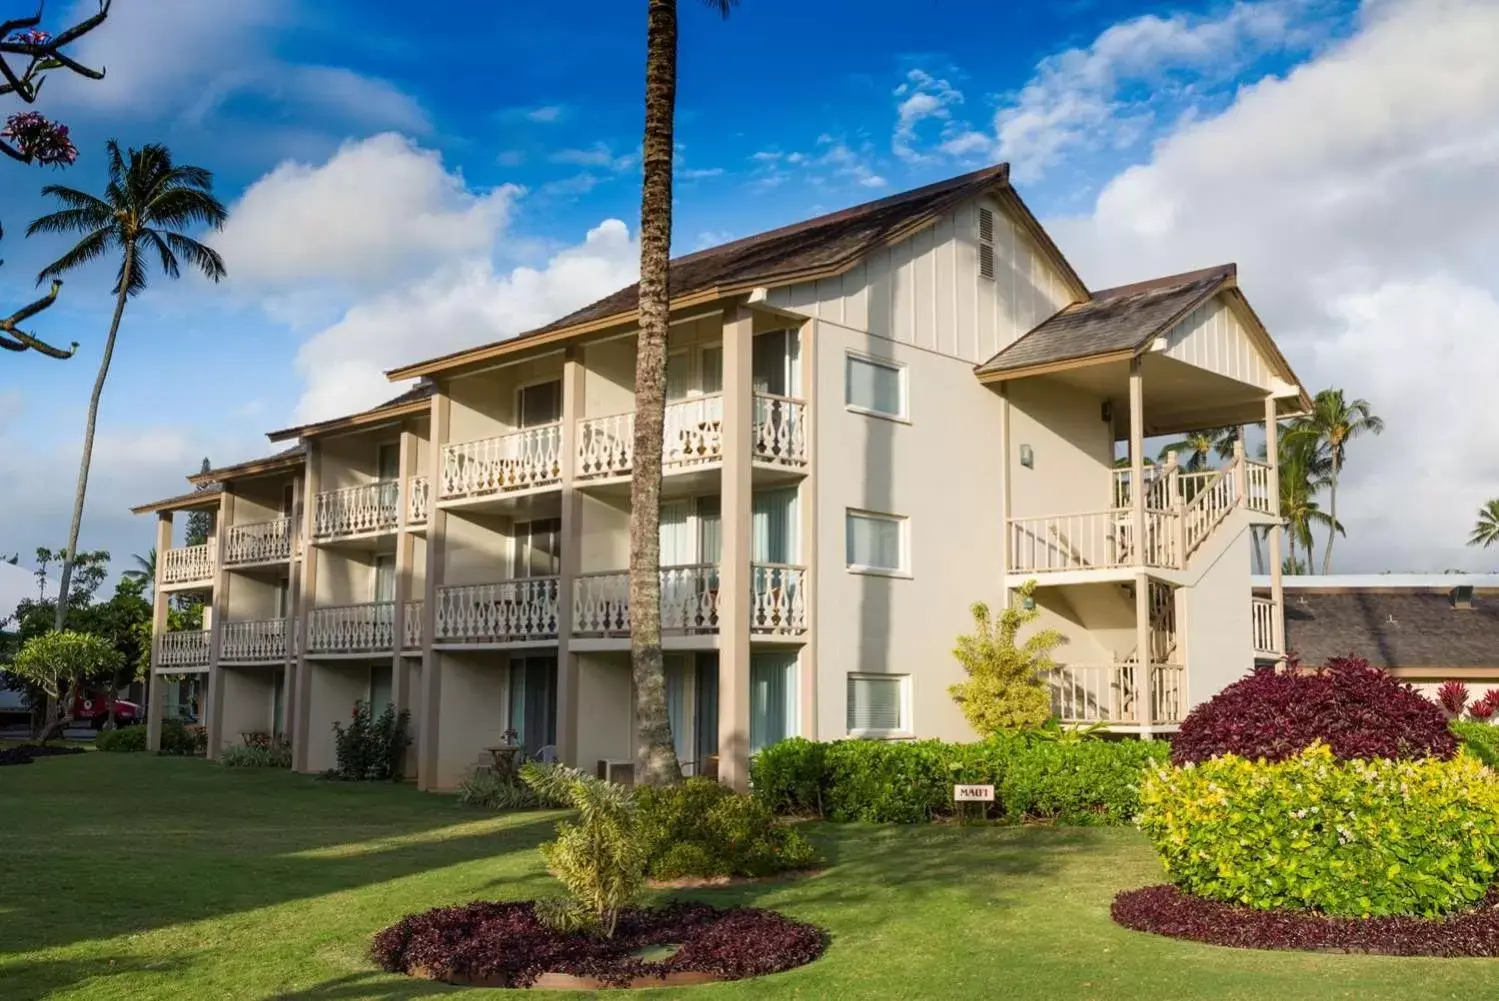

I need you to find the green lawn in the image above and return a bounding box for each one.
[3,755,1498,1000]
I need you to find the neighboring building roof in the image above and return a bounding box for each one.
[386,163,1088,380]
[1253,574,1499,589]
[187,445,305,487]
[265,383,434,443]
[975,264,1235,377]
[129,483,224,516]
[1282,586,1499,671]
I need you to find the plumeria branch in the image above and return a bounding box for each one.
[0,2,110,103]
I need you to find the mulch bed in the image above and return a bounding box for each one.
[1113,884,1499,956]
[0,744,87,768]
[373,900,826,989]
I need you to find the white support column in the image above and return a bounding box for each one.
[998,382,1013,585]
[555,349,585,765]
[282,473,304,744]
[1135,573,1154,740]
[796,318,817,741]
[393,427,417,753]
[1264,395,1286,662]
[205,492,233,760]
[418,389,450,791]
[718,306,754,792]
[292,444,321,773]
[1128,359,1146,569]
[146,512,173,752]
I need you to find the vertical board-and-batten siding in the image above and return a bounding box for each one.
[1163,295,1275,390]
[765,196,1074,364]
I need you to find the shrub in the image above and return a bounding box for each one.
[219,743,292,769]
[1170,657,1457,765]
[331,701,411,781]
[751,733,1166,825]
[1453,718,1499,768]
[159,719,207,756]
[1138,744,1499,918]
[0,744,87,767]
[457,768,567,811]
[1472,698,1496,722]
[948,581,1062,735]
[96,726,147,753]
[1437,680,1469,717]
[635,778,819,880]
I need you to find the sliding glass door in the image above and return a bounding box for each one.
[507,655,558,754]
[749,651,798,753]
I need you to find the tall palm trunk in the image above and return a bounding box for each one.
[628,0,683,787]
[1321,454,1340,576]
[43,244,134,739]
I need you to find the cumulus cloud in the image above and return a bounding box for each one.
[1051,0,1499,571]
[892,69,964,163]
[215,134,519,290]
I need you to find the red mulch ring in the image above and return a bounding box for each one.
[373,900,826,989]
[1113,884,1499,956]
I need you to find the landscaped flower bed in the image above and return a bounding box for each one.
[1113,884,1499,957]
[372,901,826,989]
[0,744,87,767]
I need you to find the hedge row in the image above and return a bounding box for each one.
[751,735,1168,825]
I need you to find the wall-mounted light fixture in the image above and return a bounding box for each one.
[1019,443,1034,468]
[1022,595,1036,611]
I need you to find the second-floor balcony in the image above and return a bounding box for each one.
[306,601,421,656]
[314,482,400,541]
[441,424,562,502]
[161,541,216,588]
[434,578,560,645]
[220,618,296,663]
[157,629,211,669]
[1047,662,1184,727]
[223,518,295,566]
[571,563,807,639]
[575,394,807,482]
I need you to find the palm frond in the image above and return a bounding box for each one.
[139,230,180,281]
[700,0,738,16]
[32,184,114,217]
[159,231,226,282]
[116,246,148,297]
[35,226,116,282]
[144,186,228,231]
[26,205,110,238]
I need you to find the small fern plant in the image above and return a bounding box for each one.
[520,763,648,938]
[948,580,1065,735]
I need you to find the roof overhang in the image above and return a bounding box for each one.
[266,398,431,444]
[130,488,223,516]
[187,452,304,487]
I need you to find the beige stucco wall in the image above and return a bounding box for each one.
[579,494,630,573]
[302,661,370,772]
[1030,584,1132,666]
[224,573,288,621]
[577,652,632,769]
[442,509,514,585]
[448,356,564,445]
[811,317,1006,743]
[314,548,380,606]
[433,650,509,790]
[1183,514,1256,709]
[1007,378,1115,519]
[319,428,396,490]
[218,666,275,739]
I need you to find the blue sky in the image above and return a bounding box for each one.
[3,0,1498,595]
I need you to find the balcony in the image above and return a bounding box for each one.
[408,475,431,525]
[571,563,807,638]
[157,630,210,669]
[314,483,399,541]
[404,600,423,650]
[1009,455,1275,575]
[1047,662,1184,727]
[1252,596,1277,657]
[441,425,562,502]
[575,394,807,481]
[221,618,295,663]
[223,518,294,566]
[306,601,422,655]
[434,578,559,645]
[160,541,216,587]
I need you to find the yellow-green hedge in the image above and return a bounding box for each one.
[1138,743,1499,917]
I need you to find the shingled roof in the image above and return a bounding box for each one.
[188,445,306,486]
[265,382,435,442]
[129,482,224,516]
[976,263,1235,376]
[1284,589,1499,670]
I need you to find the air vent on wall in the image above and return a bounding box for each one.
[977,207,996,281]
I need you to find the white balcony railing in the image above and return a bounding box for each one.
[160,541,216,586]
[1243,460,1274,514]
[1047,662,1184,726]
[306,601,395,654]
[314,482,399,540]
[576,395,725,479]
[404,601,423,650]
[752,395,808,467]
[750,564,807,635]
[157,630,211,669]
[435,578,560,644]
[220,618,291,663]
[408,475,431,525]
[572,564,722,637]
[1009,510,1130,573]
[1252,596,1277,656]
[223,518,294,566]
[441,425,562,500]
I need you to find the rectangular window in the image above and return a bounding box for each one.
[272,668,286,738]
[694,653,719,763]
[847,674,910,736]
[749,652,798,753]
[845,354,905,419]
[369,664,393,717]
[376,442,400,482]
[512,518,561,578]
[373,554,396,603]
[846,510,906,574]
[518,379,562,427]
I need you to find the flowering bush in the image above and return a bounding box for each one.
[1170,656,1457,765]
[372,901,825,987]
[635,777,819,881]
[1,112,78,165]
[330,701,410,780]
[1113,883,1499,956]
[1138,744,1499,917]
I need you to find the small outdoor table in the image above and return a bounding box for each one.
[484,744,523,780]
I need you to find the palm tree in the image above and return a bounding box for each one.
[1155,426,1238,472]
[1286,389,1384,575]
[30,141,227,631]
[629,0,735,788]
[1275,432,1334,574]
[123,548,156,593]
[1469,500,1499,549]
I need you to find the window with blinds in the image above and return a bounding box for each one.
[845,353,905,419]
[845,510,905,573]
[847,674,908,735]
[977,205,996,281]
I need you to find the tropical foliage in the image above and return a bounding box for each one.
[1468,498,1499,550]
[9,629,122,703]
[1155,426,1237,472]
[948,581,1062,735]
[634,777,820,880]
[329,701,410,781]
[1284,389,1383,574]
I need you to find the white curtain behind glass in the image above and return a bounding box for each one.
[750,652,797,752]
[846,356,901,414]
[847,514,901,569]
[664,655,689,764]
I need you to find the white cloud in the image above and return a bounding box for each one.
[892,69,964,162]
[1052,0,1499,572]
[526,105,565,123]
[293,220,639,422]
[214,134,520,290]
[549,142,638,172]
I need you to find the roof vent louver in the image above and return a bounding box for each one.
[977,207,996,281]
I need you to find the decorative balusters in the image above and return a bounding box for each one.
[576,414,633,479]
[1046,662,1182,726]
[440,424,563,500]
[223,518,293,565]
[750,564,806,634]
[157,630,211,668]
[404,601,423,650]
[434,578,560,643]
[1243,460,1274,514]
[1251,596,1277,655]
[572,571,631,636]
[1008,510,1129,572]
[306,601,396,654]
[314,483,400,539]
[751,395,807,467]
[1151,664,1185,723]
[571,565,722,636]
[160,541,216,585]
[407,476,431,525]
[1180,465,1238,559]
[220,619,290,662]
[575,396,729,480]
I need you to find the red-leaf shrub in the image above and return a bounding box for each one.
[1437,680,1470,717]
[0,744,87,767]
[1171,656,1457,765]
[1483,689,1499,711]
[372,901,825,988]
[1113,884,1499,957]
[1471,697,1497,722]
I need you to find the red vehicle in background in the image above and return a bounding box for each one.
[70,693,141,729]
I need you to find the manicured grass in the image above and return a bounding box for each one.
[3,755,1499,1000]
